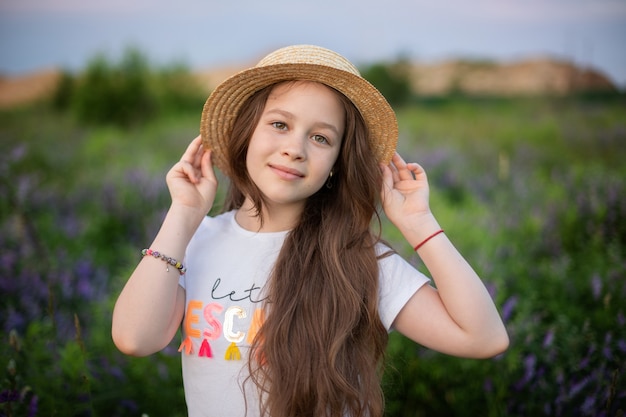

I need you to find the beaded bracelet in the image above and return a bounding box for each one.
[141,248,187,275]
[413,229,444,251]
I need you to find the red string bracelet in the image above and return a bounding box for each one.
[413,229,444,251]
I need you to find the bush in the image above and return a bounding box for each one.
[361,59,412,107]
[53,48,205,127]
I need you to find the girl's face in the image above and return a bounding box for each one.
[246,81,345,211]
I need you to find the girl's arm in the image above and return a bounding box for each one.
[112,136,217,356]
[381,153,509,358]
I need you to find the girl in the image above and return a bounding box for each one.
[112,45,509,417]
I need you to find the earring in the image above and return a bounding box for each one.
[326,170,334,189]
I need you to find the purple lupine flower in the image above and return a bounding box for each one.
[591,273,602,300]
[75,259,96,300]
[120,399,139,413]
[501,295,518,323]
[125,169,164,201]
[569,376,591,398]
[579,355,590,370]
[580,393,598,415]
[543,329,555,348]
[107,365,125,380]
[3,309,25,334]
[523,354,536,372]
[603,333,613,360]
[61,215,82,238]
[0,250,18,273]
[0,389,19,401]
[57,269,73,300]
[10,144,27,161]
[484,378,493,393]
[514,354,536,390]
[16,175,35,205]
[27,395,38,417]
[535,366,545,380]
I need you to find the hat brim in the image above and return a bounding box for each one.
[200,63,398,176]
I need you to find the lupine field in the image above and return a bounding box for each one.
[1,51,625,416]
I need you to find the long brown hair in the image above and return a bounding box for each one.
[223,81,388,417]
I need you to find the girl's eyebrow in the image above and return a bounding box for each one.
[264,108,341,136]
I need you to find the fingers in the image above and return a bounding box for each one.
[389,153,422,182]
[200,149,217,183]
[181,135,203,164]
[407,162,427,181]
[171,136,214,184]
[177,159,202,184]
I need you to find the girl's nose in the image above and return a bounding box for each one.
[280,134,306,160]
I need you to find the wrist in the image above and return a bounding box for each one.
[155,204,207,248]
[397,212,443,248]
[168,202,209,224]
[413,229,444,251]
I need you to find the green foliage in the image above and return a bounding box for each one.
[0,108,189,415]
[53,48,205,127]
[1,67,625,416]
[380,96,626,416]
[75,50,156,126]
[361,58,412,107]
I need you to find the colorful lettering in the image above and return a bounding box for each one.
[203,303,224,340]
[246,308,265,344]
[184,300,202,339]
[181,299,267,359]
[199,339,213,358]
[224,341,242,361]
[224,306,246,343]
[178,336,193,355]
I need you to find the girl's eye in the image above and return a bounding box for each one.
[312,134,329,144]
[272,122,287,130]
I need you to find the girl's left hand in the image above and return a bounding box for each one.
[380,153,431,228]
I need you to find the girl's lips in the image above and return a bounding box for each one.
[269,164,305,180]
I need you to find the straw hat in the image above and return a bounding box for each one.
[200,44,398,175]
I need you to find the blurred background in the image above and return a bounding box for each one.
[1,0,624,416]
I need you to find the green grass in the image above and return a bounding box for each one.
[1,94,625,416]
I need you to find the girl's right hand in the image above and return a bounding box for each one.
[165,135,218,216]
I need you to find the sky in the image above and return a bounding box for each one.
[1,0,625,88]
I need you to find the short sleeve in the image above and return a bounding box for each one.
[377,248,430,331]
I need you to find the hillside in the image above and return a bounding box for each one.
[409,57,616,96]
[0,69,61,109]
[0,57,617,109]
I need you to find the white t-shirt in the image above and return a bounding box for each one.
[179,211,429,417]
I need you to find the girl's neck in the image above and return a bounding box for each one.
[235,198,303,232]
